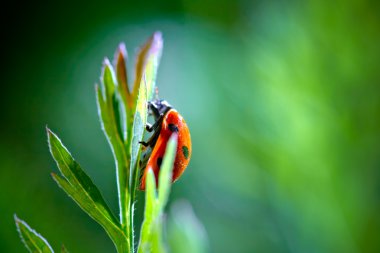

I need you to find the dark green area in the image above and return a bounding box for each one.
[1,0,380,252]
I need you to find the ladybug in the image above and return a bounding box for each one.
[139,99,191,190]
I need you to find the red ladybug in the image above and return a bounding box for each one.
[139,99,191,190]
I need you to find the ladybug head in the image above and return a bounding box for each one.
[148,99,172,119]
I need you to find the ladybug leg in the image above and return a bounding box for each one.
[146,116,162,132]
[145,123,153,132]
[139,141,150,147]
[139,129,160,147]
[148,101,161,120]
[139,117,163,147]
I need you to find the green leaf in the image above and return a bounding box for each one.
[96,61,130,232]
[158,135,177,211]
[128,66,148,252]
[137,169,157,253]
[47,128,118,224]
[102,59,116,104]
[113,43,130,140]
[112,91,126,141]
[47,128,129,252]
[97,59,127,143]
[129,76,148,188]
[129,32,165,195]
[133,31,163,101]
[114,43,130,101]
[137,135,178,253]
[14,215,54,253]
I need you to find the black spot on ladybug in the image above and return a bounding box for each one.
[182,146,189,159]
[168,123,179,132]
[157,157,163,167]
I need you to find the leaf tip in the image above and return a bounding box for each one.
[153,31,163,42]
[14,214,20,224]
[14,214,23,242]
[14,215,26,236]
[46,127,53,144]
[101,58,113,77]
[46,127,56,147]
[117,42,127,59]
[103,57,111,67]
[169,132,178,146]
[113,43,127,70]
[94,83,99,93]
[146,167,157,192]
[151,31,163,53]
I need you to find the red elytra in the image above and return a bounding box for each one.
[139,101,191,190]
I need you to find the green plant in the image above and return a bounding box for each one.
[14,32,182,253]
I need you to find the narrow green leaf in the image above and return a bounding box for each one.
[95,84,110,134]
[51,173,111,225]
[47,129,118,225]
[114,43,130,100]
[129,31,164,194]
[133,31,163,101]
[150,218,166,253]
[113,44,130,141]
[96,60,130,231]
[144,32,163,101]
[51,170,129,253]
[102,59,116,103]
[47,129,129,252]
[137,136,178,253]
[137,169,157,253]
[14,215,54,253]
[112,92,125,141]
[130,77,148,187]
[98,60,127,142]
[128,70,148,252]
[158,135,178,211]
[151,135,177,253]
[96,83,128,167]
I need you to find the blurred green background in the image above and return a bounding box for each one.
[1,0,380,252]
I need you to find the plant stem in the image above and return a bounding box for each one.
[111,137,131,252]
[115,238,130,253]
[127,129,135,252]
[116,160,129,231]
[128,198,135,253]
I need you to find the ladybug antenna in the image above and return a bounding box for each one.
[155,87,159,100]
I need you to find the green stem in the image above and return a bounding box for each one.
[115,238,130,253]
[129,147,149,253]
[116,159,129,231]
[128,197,135,253]
[111,138,131,252]
[126,108,136,253]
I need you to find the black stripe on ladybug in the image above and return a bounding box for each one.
[168,123,179,132]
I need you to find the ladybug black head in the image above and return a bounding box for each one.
[148,99,172,119]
